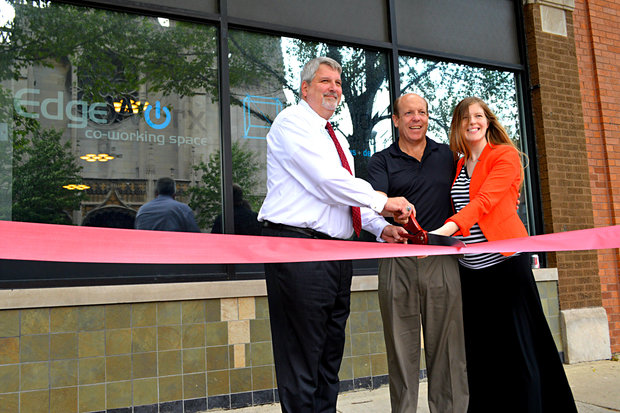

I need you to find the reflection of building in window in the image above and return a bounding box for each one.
[242,95,283,139]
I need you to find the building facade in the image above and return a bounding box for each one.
[0,0,617,412]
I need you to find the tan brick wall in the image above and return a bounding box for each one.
[523,4,602,311]
[573,0,620,353]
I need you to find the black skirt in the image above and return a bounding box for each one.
[459,253,577,413]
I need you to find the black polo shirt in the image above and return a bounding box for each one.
[367,137,456,230]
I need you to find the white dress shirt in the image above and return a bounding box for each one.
[258,100,389,240]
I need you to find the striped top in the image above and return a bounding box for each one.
[451,165,516,269]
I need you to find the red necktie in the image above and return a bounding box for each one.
[326,121,362,237]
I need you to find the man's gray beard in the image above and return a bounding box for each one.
[321,98,338,111]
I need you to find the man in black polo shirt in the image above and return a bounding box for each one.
[367,93,468,413]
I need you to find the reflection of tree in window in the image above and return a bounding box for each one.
[77,51,141,125]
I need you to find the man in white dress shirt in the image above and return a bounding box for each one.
[258,57,413,413]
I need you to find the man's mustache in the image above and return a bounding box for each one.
[323,93,339,99]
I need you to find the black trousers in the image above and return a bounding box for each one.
[460,253,577,413]
[263,226,352,413]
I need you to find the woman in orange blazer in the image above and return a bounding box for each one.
[432,97,576,413]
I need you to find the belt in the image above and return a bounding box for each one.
[262,221,335,240]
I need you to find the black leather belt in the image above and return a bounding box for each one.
[262,221,334,240]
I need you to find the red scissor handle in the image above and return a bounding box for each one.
[402,216,429,245]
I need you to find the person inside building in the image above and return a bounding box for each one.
[211,184,262,235]
[258,56,414,413]
[135,177,201,232]
[367,92,468,413]
[431,97,577,413]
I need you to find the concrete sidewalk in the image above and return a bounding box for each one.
[226,359,620,412]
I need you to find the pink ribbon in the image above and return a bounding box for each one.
[0,220,618,264]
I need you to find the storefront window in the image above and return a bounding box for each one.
[1,2,220,230]
[398,55,531,232]
[227,30,391,241]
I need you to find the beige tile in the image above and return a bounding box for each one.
[50,386,77,413]
[20,390,49,413]
[0,310,19,338]
[238,297,256,320]
[78,331,105,358]
[228,320,250,345]
[78,384,105,413]
[0,364,19,393]
[133,378,158,406]
[220,298,238,321]
[21,309,49,335]
[106,380,132,409]
[50,307,78,333]
[233,343,246,368]
[50,360,78,388]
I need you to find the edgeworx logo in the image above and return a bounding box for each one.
[13,89,172,130]
[144,101,171,130]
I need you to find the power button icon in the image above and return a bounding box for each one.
[144,101,171,130]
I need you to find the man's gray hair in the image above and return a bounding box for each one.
[299,57,342,94]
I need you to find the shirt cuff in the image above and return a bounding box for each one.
[368,192,388,214]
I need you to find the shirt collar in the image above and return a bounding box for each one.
[389,136,439,159]
[299,99,332,129]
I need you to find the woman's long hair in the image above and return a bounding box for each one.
[449,96,525,184]
[449,97,517,160]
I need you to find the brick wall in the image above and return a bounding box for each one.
[572,0,620,353]
[523,3,602,311]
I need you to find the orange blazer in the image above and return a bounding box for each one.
[447,143,528,255]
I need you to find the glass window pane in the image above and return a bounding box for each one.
[397,55,531,231]
[1,2,220,231]
[227,30,391,244]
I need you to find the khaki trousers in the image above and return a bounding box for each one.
[378,255,469,413]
